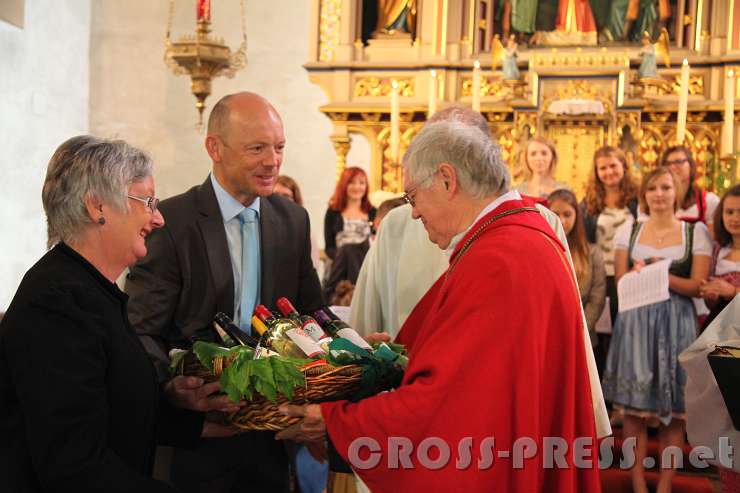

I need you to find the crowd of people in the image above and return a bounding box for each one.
[0,94,738,493]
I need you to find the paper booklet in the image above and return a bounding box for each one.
[617,258,671,313]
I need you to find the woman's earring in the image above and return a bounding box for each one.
[98,217,106,225]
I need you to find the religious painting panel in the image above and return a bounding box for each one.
[545,123,605,199]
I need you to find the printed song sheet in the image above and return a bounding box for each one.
[617,259,671,313]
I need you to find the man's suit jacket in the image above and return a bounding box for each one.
[126,176,323,379]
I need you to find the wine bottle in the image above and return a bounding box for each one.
[250,316,280,358]
[253,305,325,359]
[213,312,259,348]
[276,297,333,346]
[313,308,373,351]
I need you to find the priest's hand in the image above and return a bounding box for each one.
[365,332,392,344]
[164,376,245,414]
[275,404,327,445]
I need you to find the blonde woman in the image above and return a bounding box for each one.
[602,167,712,493]
[513,136,571,198]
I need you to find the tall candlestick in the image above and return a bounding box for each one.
[676,59,690,144]
[197,0,211,22]
[723,69,735,156]
[390,80,400,163]
[472,60,481,112]
[428,70,438,118]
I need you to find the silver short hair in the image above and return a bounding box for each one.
[42,135,153,247]
[403,121,510,198]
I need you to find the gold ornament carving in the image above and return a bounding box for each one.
[647,112,670,122]
[461,78,512,98]
[687,112,707,122]
[319,0,342,62]
[331,136,350,180]
[327,112,349,121]
[355,78,415,97]
[360,112,382,122]
[616,112,640,136]
[668,75,704,96]
[485,113,508,122]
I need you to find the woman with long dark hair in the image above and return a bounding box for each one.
[699,184,740,326]
[660,145,720,227]
[548,189,606,347]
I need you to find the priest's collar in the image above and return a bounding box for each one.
[445,190,522,257]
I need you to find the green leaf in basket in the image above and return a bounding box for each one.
[270,357,306,401]
[220,350,253,402]
[251,358,278,402]
[192,341,231,371]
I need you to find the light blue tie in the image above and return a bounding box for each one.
[238,208,260,333]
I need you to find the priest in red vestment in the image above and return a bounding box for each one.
[280,121,601,492]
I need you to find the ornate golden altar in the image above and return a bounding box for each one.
[305,0,740,197]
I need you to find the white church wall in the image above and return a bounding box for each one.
[0,0,91,310]
[89,1,338,263]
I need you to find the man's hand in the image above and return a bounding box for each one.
[364,332,392,345]
[164,376,244,413]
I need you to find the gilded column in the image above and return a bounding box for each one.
[331,136,351,181]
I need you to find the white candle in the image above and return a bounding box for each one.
[472,60,481,112]
[723,69,735,156]
[676,59,690,144]
[428,70,437,118]
[390,80,400,163]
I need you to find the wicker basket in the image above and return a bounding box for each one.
[178,352,363,432]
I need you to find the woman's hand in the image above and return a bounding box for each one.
[164,376,245,413]
[700,277,738,301]
[631,259,647,273]
[364,332,392,345]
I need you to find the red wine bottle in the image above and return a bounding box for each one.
[313,308,372,351]
[276,297,333,346]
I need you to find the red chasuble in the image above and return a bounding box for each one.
[321,199,601,492]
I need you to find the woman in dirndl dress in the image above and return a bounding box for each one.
[602,167,712,493]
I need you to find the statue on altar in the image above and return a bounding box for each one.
[638,28,670,80]
[602,0,672,42]
[492,34,521,81]
[374,0,416,36]
[532,0,599,45]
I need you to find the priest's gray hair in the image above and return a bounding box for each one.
[42,135,153,248]
[403,120,510,198]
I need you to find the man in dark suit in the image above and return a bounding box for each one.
[126,92,323,493]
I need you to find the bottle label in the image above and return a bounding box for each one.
[254,346,279,359]
[336,328,373,350]
[301,321,333,345]
[285,328,325,358]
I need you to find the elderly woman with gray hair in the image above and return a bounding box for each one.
[278,121,601,492]
[0,136,240,492]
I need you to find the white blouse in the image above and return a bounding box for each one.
[715,246,740,276]
[615,221,713,261]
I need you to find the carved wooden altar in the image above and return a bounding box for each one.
[305,0,740,197]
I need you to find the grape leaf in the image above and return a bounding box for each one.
[192,341,231,371]
[251,358,277,402]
